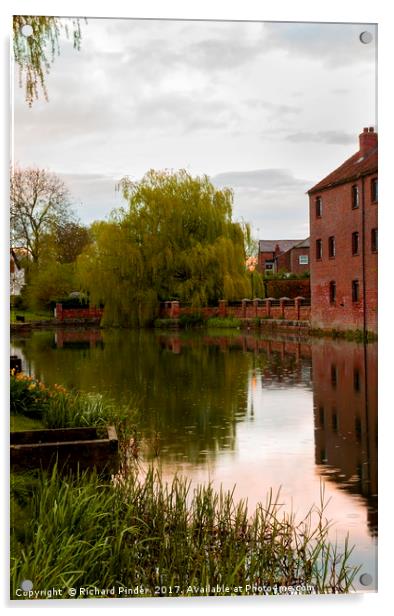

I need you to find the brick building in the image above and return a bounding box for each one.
[258,238,310,275]
[308,127,378,333]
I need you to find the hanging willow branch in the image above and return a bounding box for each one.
[13,16,84,106]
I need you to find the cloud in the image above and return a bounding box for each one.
[211,168,308,191]
[211,168,311,238]
[261,22,376,68]
[285,131,356,145]
[130,92,240,134]
[58,172,123,224]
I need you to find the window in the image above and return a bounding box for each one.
[352,279,360,302]
[265,261,274,273]
[328,236,336,258]
[315,196,322,218]
[352,185,359,209]
[329,281,336,304]
[352,231,359,255]
[316,239,322,260]
[371,228,378,252]
[371,178,378,202]
[299,255,309,265]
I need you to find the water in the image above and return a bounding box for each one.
[11,328,377,591]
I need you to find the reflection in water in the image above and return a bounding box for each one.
[312,341,377,535]
[11,328,377,589]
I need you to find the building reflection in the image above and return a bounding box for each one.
[312,340,377,535]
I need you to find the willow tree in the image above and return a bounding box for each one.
[77,169,251,326]
[13,16,83,106]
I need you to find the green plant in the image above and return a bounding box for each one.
[10,373,50,418]
[206,317,242,329]
[10,467,359,599]
[179,313,205,328]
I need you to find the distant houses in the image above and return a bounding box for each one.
[257,126,377,334]
[258,238,310,275]
[308,127,377,334]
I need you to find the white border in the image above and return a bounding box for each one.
[1,1,392,615]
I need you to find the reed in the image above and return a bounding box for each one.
[10,466,359,599]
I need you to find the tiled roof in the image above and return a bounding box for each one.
[259,239,305,254]
[308,146,377,194]
[293,237,310,249]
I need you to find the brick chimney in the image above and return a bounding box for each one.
[359,126,377,154]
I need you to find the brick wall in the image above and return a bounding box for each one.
[160,299,311,322]
[290,247,310,275]
[55,303,104,322]
[309,175,377,333]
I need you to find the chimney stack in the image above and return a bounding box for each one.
[359,126,377,154]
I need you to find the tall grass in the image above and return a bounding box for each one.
[11,466,359,599]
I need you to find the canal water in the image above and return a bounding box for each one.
[11,328,377,591]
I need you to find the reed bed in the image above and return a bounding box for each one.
[10,466,359,599]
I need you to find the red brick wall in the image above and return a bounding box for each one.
[290,247,310,275]
[160,300,311,322]
[55,304,104,321]
[309,174,377,333]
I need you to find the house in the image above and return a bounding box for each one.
[258,238,310,275]
[308,127,378,334]
[10,248,26,296]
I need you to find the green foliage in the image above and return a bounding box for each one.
[153,318,179,329]
[206,317,242,329]
[10,373,120,429]
[178,313,205,328]
[13,16,83,106]
[77,170,250,326]
[54,222,92,264]
[10,467,359,597]
[10,374,50,418]
[25,261,76,311]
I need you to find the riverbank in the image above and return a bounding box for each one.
[10,372,360,597]
[11,465,358,598]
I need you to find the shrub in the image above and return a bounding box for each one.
[10,373,50,418]
[206,317,241,328]
[178,313,205,328]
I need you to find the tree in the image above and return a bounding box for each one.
[25,260,76,311]
[13,16,83,106]
[10,166,74,265]
[53,221,92,263]
[77,169,251,326]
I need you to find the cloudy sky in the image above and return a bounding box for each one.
[13,18,377,239]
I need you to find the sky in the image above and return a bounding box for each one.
[12,18,377,240]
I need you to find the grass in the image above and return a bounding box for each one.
[10,466,359,599]
[10,309,52,323]
[206,317,242,329]
[10,415,45,431]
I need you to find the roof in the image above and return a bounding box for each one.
[308,146,378,194]
[259,239,307,254]
[293,237,310,249]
